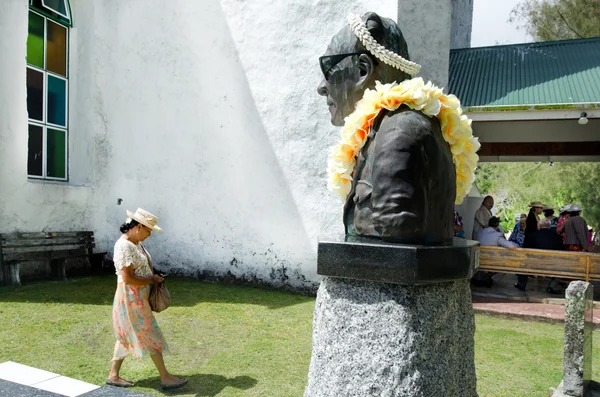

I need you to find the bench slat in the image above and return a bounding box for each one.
[3,243,95,254]
[0,231,93,241]
[4,249,90,262]
[479,246,600,280]
[2,237,94,248]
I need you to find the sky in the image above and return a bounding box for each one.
[471,0,532,47]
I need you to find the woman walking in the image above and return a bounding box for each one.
[106,208,187,390]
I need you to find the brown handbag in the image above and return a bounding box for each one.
[141,244,171,313]
[149,281,171,312]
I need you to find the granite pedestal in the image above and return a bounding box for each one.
[553,281,595,397]
[305,237,479,397]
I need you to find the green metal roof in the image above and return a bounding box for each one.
[448,37,600,107]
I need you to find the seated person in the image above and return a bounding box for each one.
[509,213,527,247]
[453,209,465,238]
[477,216,518,248]
[525,218,565,294]
[474,217,517,287]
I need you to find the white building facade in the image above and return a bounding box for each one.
[0,0,473,291]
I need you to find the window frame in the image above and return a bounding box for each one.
[41,0,70,21]
[26,7,70,182]
[30,0,72,27]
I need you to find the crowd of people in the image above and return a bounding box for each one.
[453,196,595,294]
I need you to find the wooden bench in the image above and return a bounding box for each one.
[0,231,99,286]
[479,246,600,282]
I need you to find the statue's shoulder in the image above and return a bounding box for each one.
[377,106,440,144]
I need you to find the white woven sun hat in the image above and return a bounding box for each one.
[126,208,163,232]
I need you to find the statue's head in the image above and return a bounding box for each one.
[317,12,415,126]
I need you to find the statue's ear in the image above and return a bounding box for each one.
[356,53,375,84]
[355,12,383,86]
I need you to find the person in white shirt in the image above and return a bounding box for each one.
[472,216,517,287]
[472,196,494,239]
[477,216,518,248]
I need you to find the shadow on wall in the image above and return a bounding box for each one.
[134,374,258,397]
[0,275,315,310]
[84,0,317,283]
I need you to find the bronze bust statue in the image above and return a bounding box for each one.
[318,12,459,245]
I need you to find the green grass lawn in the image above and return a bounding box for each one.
[0,276,596,396]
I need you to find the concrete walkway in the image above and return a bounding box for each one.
[0,362,152,397]
[471,273,600,327]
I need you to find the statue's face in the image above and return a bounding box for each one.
[317,28,372,127]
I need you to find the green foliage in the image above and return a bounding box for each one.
[475,162,600,232]
[509,0,600,41]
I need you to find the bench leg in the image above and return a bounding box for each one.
[50,259,67,281]
[3,263,21,286]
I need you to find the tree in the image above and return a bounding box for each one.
[509,0,600,41]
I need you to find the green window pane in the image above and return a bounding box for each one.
[47,75,66,126]
[27,68,44,121]
[47,128,66,178]
[46,20,67,77]
[28,124,44,176]
[27,12,45,68]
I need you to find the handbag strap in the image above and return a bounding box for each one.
[139,244,156,273]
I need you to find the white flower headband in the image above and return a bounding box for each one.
[347,13,421,76]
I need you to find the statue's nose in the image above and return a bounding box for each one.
[317,80,328,96]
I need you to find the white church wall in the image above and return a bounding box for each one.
[63,0,397,291]
[2,0,464,291]
[0,0,97,236]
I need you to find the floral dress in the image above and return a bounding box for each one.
[111,238,168,360]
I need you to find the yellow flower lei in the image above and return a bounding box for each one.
[327,77,480,205]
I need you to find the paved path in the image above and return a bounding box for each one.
[472,296,600,326]
[471,273,600,327]
[0,362,151,397]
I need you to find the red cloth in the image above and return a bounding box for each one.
[565,244,583,252]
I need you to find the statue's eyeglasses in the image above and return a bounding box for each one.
[319,51,372,80]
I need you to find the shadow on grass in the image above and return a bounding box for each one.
[0,275,315,309]
[135,374,257,396]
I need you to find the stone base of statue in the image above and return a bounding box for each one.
[304,237,479,397]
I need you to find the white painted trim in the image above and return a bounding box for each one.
[42,125,47,178]
[466,106,600,122]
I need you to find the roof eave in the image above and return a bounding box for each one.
[464,103,600,121]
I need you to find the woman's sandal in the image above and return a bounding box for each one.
[161,378,189,390]
[106,378,135,388]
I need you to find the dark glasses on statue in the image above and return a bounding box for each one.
[319,51,374,80]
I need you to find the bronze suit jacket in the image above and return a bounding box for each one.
[343,106,456,245]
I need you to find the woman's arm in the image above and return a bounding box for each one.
[120,266,163,286]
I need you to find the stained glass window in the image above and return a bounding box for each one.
[26,4,70,180]
[42,0,69,19]
[26,68,44,121]
[46,20,67,77]
[28,125,44,177]
[27,12,44,68]
[47,75,67,126]
[29,0,71,26]
[47,128,66,178]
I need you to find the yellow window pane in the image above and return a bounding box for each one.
[46,20,67,77]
